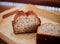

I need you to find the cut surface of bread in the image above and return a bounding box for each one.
[36,23,60,44]
[37,23,60,36]
[12,11,41,34]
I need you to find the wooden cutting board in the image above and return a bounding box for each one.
[0,5,59,44]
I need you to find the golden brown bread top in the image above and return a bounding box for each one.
[14,11,41,24]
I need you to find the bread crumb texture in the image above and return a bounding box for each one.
[38,23,60,36]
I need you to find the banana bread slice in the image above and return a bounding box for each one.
[12,11,41,34]
[36,23,60,44]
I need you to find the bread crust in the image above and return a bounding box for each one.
[36,34,60,44]
[12,11,41,34]
[36,23,60,44]
[12,21,17,34]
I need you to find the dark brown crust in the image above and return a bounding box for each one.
[36,23,60,44]
[12,21,20,34]
[14,11,26,24]
[12,21,17,34]
[12,11,41,34]
[36,34,60,44]
[26,11,41,24]
[12,21,21,34]
[14,11,41,24]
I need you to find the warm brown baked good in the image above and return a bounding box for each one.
[12,11,41,34]
[36,23,60,44]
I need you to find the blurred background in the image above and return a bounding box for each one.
[0,0,60,7]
